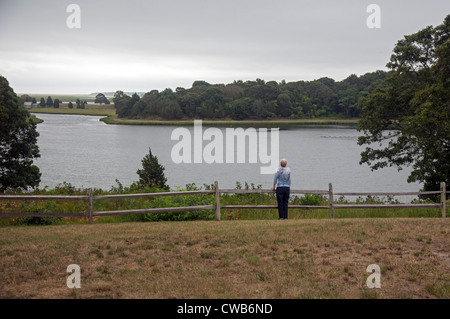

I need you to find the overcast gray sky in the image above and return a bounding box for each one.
[0,0,448,94]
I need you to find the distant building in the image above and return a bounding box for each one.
[23,102,38,109]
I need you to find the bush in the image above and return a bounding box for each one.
[14,216,61,226]
[292,194,326,206]
[144,183,214,222]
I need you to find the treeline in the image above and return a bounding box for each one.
[30,96,89,109]
[113,71,387,120]
[22,93,110,109]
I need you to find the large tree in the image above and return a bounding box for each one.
[358,15,450,194]
[0,75,41,191]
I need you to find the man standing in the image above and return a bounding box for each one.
[272,159,291,220]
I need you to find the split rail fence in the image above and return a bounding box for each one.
[0,182,448,224]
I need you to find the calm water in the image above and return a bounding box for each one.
[34,114,421,198]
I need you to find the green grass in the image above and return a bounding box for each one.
[224,207,442,220]
[30,108,116,117]
[29,114,44,124]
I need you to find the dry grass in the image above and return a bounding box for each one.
[0,218,448,299]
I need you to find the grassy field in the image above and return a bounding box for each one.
[24,94,98,103]
[30,106,116,117]
[0,218,448,299]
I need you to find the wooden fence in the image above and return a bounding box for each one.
[0,182,448,224]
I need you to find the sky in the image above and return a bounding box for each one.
[0,0,448,94]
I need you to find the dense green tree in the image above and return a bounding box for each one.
[276,93,293,117]
[95,93,110,104]
[192,80,210,87]
[53,98,60,108]
[199,87,225,119]
[358,15,450,195]
[130,100,147,118]
[113,71,386,121]
[230,97,253,120]
[180,92,202,117]
[222,84,244,100]
[113,90,124,100]
[136,148,168,190]
[68,101,74,109]
[250,99,268,119]
[0,75,41,191]
[46,96,53,106]
[39,97,46,107]
[113,94,131,117]
[160,99,183,120]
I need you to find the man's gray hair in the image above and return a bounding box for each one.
[280,158,287,167]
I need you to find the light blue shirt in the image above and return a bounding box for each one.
[273,167,291,187]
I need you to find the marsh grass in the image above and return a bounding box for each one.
[30,107,116,117]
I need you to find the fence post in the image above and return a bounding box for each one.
[329,183,334,218]
[441,182,446,218]
[214,181,221,221]
[88,188,93,224]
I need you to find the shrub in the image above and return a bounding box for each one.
[292,194,326,206]
[144,184,214,222]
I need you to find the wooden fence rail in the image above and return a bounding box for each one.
[0,182,448,223]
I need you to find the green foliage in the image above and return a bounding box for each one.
[0,75,41,191]
[94,93,110,104]
[46,96,53,106]
[3,182,87,225]
[15,216,61,226]
[1,179,444,227]
[358,15,450,198]
[292,194,326,206]
[136,148,168,190]
[114,72,387,120]
[144,183,214,221]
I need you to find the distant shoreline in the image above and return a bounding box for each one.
[30,107,360,127]
[100,117,359,127]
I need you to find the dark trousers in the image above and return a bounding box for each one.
[276,187,290,219]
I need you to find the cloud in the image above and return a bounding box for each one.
[0,0,448,93]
